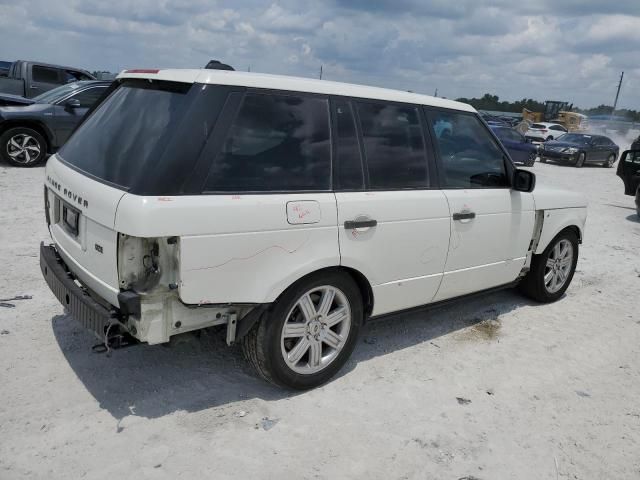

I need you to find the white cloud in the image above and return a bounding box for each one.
[0,0,638,108]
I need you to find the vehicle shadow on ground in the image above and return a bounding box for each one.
[625,213,640,223]
[51,288,538,420]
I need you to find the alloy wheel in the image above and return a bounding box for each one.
[280,285,352,375]
[543,239,574,294]
[6,134,41,164]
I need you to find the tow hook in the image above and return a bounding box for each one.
[92,322,137,355]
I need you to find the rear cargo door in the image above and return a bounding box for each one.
[46,155,125,306]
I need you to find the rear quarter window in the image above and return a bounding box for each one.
[204,92,331,192]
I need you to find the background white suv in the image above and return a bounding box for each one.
[525,122,568,142]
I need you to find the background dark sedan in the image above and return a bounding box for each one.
[0,80,110,167]
[540,133,619,168]
[490,125,538,166]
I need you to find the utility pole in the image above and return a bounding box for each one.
[319,65,323,80]
[612,71,624,117]
[434,88,438,97]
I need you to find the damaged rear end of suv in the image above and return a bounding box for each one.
[41,72,253,353]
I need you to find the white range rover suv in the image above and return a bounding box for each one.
[41,69,587,389]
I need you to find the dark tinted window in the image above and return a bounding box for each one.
[430,110,508,188]
[69,87,107,108]
[32,66,60,84]
[334,100,363,190]
[205,92,330,192]
[64,70,93,82]
[59,80,226,195]
[357,102,428,189]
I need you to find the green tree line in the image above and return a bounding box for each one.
[455,93,640,122]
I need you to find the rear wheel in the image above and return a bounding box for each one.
[0,127,47,167]
[575,152,586,168]
[242,271,363,389]
[603,153,616,168]
[518,229,579,303]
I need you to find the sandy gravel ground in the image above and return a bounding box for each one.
[1,148,639,479]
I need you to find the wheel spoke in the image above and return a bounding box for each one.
[23,150,32,162]
[560,256,572,267]
[25,145,40,153]
[553,243,561,259]
[546,258,555,268]
[298,294,316,322]
[308,340,321,367]
[317,288,335,316]
[322,329,342,349]
[544,269,554,284]
[8,149,21,159]
[325,306,347,327]
[9,137,21,149]
[283,322,306,338]
[287,337,310,365]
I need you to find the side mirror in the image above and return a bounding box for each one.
[65,98,81,109]
[513,169,536,192]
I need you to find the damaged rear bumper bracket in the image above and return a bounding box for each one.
[40,242,137,343]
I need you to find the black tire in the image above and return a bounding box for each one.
[0,127,47,167]
[242,270,363,389]
[603,153,616,168]
[518,229,579,303]
[575,152,586,168]
[526,152,537,167]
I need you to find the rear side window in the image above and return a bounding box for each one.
[429,110,509,189]
[531,123,545,129]
[205,92,330,192]
[32,66,60,84]
[357,102,428,189]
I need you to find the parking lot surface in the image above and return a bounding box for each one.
[1,158,639,479]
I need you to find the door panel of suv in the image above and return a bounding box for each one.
[335,99,451,316]
[427,109,535,301]
[179,90,340,305]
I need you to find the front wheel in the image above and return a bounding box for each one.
[603,153,616,168]
[0,127,47,167]
[242,271,363,389]
[526,152,537,167]
[575,152,586,168]
[518,229,579,303]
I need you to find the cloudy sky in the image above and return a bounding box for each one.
[1,0,639,109]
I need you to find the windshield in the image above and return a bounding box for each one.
[556,133,591,144]
[58,80,231,195]
[32,82,85,104]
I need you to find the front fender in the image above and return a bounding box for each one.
[535,208,587,254]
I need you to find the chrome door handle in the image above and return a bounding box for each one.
[344,219,377,229]
[452,211,476,221]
